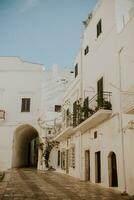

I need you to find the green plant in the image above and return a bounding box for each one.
[89,107,95,115]
[73,99,83,126]
[43,139,59,168]
[104,100,112,110]
[36,138,44,151]
[82,97,89,120]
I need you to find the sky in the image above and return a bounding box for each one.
[0,0,98,69]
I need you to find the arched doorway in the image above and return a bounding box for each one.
[108,152,118,187]
[12,124,39,168]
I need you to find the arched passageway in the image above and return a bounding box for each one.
[12,124,39,168]
[108,152,118,187]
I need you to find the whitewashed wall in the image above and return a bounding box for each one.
[0,57,43,170]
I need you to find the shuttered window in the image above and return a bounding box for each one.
[84,46,89,55]
[97,77,103,107]
[21,98,31,112]
[61,150,66,170]
[58,150,60,166]
[69,144,75,168]
[97,19,102,38]
[75,64,78,78]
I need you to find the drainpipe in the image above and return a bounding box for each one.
[79,32,84,180]
[80,33,84,100]
[79,131,82,179]
[118,47,127,194]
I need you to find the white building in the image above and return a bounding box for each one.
[0,57,43,171]
[54,0,134,196]
[37,64,73,170]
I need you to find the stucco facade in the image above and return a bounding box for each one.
[0,57,43,170]
[53,0,134,196]
[37,65,73,170]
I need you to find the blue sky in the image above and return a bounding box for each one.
[0,0,98,68]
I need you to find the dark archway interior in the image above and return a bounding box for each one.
[108,152,118,187]
[12,124,39,168]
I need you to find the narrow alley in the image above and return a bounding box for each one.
[0,168,133,200]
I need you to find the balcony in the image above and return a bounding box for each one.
[0,110,5,120]
[73,92,112,131]
[54,92,112,141]
[54,114,73,141]
[73,109,112,133]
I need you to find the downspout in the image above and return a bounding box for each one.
[79,33,84,179]
[79,132,82,179]
[118,47,127,194]
[80,33,84,99]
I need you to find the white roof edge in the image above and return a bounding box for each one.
[82,0,103,29]
[0,56,44,66]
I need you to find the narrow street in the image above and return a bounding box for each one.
[0,168,133,200]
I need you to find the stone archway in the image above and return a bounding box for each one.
[12,124,39,168]
[108,151,118,187]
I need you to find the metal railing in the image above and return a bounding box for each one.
[54,92,112,135]
[54,114,73,137]
[88,91,112,113]
[73,91,112,127]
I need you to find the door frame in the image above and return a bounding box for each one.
[85,149,90,181]
[95,151,101,183]
[66,149,69,174]
[108,152,118,187]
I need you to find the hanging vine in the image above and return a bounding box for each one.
[42,138,59,168]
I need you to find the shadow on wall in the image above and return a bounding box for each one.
[12,124,39,168]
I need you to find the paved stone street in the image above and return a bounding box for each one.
[0,168,133,200]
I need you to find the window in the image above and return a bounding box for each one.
[97,77,103,107]
[73,101,77,127]
[58,150,60,166]
[75,64,78,78]
[48,130,51,135]
[70,70,74,74]
[95,151,101,183]
[97,19,102,38]
[55,105,61,112]
[84,46,89,55]
[70,145,75,168]
[66,109,70,127]
[0,110,5,120]
[94,131,97,139]
[61,150,66,170]
[21,98,30,112]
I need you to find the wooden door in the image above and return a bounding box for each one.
[66,150,69,174]
[95,151,101,183]
[97,77,103,108]
[85,150,90,181]
[108,152,118,187]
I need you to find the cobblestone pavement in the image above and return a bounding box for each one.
[0,168,134,200]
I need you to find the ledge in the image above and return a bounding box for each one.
[73,109,112,133]
[54,126,73,142]
[54,109,112,141]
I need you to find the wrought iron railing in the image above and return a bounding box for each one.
[64,114,73,128]
[54,114,73,137]
[73,91,112,127]
[88,91,112,113]
[54,92,112,135]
